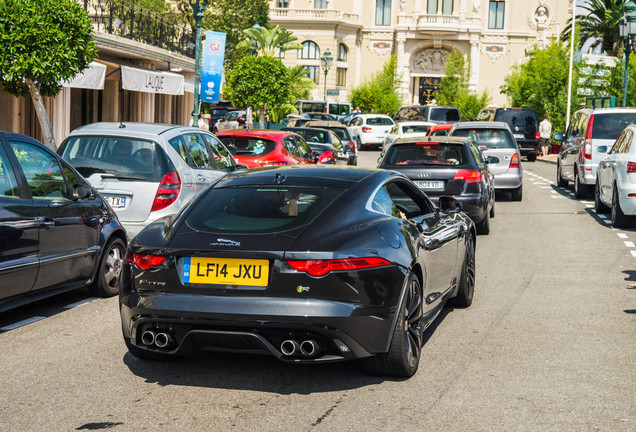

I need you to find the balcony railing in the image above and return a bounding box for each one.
[82,0,194,58]
[271,8,360,24]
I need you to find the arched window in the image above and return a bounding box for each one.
[337,43,348,61]
[298,41,320,59]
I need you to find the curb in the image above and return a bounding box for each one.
[536,156,557,165]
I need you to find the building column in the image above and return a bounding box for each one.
[469,34,480,92]
[396,36,410,103]
[355,30,362,88]
[414,0,422,12]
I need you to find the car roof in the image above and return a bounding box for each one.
[0,131,46,144]
[357,114,393,119]
[452,121,510,130]
[392,136,469,146]
[215,129,297,139]
[68,122,198,137]
[305,120,346,127]
[397,121,436,126]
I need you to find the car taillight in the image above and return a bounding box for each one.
[583,114,594,160]
[628,162,636,173]
[509,153,520,169]
[125,252,166,270]
[362,127,372,133]
[317,150,334,164]
[151,171,181,212]
[535,132,540,140]
[453,170,482,183]
[287,257,391,277]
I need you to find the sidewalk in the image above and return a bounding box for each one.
[537,154,557,164]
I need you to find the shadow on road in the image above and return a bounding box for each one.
[122,306,455,393]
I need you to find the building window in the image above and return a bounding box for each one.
[298,41,320,59]
[488,1,505,29]
[427,0,437,14]
[376,0,391,26]
[442,0,453,14]
[277,0,289,7]
[315,0,327,8]
[337,68,347,86]
[303,65,319,84]
[337,43,348,61]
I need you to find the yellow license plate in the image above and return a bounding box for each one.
[182,257,269,286]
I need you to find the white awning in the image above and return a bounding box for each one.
[184,79,194,94]
[63,62,107,90]
[121,65,184,95]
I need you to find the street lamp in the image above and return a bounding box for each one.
[190,0,209,126]
[620,1,636,107]
[320,48,333,103]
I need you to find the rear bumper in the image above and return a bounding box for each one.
[493,172,523,189]
[517,140,538,155]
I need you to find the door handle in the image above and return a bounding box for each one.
[40,220,55,229]
[197,175,207,182]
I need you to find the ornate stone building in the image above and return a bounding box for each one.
[269,0,572,105]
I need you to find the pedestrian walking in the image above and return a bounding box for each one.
[539,114,552,157]
[189,112,206,128]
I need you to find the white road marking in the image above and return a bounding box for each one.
[618,233,629,239]
[631,250,636,257]
[64,298,98,309]
[0,316,45,332]
[625,241,635,248]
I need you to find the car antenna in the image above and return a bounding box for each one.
[274,172,287,184]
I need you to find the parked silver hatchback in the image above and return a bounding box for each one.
[58,122,243,239]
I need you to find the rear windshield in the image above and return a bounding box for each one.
[366,117,394,126]
[218,137,276,157]
[452,128,516,149]
[383,143,468,167]
[59,136,165,181]
[494,110,537,131]
[329,127,351,140]
[186,186,344,234]
[299,102,326,113]
[429,108,460,122]
[396,107,428,120]
[592,113,636,139]
[402,125,431,134]
[293,129,328,143]
[328,104,351,116]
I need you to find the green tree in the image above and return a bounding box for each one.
[0,0,97,149]
[436,49,491,120]
[561,0,625,56]
[501,41,579,134]
[237,25,302,57]
[350,55,403,114]
[223,56,290,128]
[175,0,270,67]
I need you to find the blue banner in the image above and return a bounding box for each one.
[200,31,226,103]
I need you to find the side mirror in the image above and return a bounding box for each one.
[554,132,563,141]
[353,136,359,141]
[438,196,462,214]
[344,144,352,152]
[72,184,92,200]
[234,164,249,170]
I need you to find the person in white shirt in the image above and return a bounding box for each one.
[539,114,552,157]
[189,112,206,129]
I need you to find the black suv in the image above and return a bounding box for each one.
[476,107,539,161]
[394,105,461,124]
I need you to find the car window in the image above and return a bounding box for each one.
[403,125,431,134]
[202,134,234,170]
[626,130,634,153]
[169,136,189,163]
[186,186,344,234]
[9,141,69,200]
[366,117,393,126]
[219,137,276,156]
[329,132,342,149]
[0,144,20,198]
[386,181,433,217]
[182,133,214,168]
[468,141,486,166]
[430,108,460,122]
[592,112,636,140]
[330,127,350,141]
[452,128,516,149]
[294,136,312,158]
[383,143,468,167]
[283,136,298,156]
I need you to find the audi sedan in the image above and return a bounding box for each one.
[120,166,476,377]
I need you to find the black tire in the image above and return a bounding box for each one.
[89,237,125,297]
[594,181,610,214]
[124,335,177,361]
[476,211,490,235]
[527,154,537,162]
[611,186,632,228]
[448,234,475,308]
[489,201,495,218]
[361,273,423,378]
[574,169,589,199]
[556,162,568,187]
[511,184,523,201]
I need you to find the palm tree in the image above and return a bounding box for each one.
[236,24,303,57]
[561,0,626,56]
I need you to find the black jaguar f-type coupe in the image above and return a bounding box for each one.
[120,166,476,377]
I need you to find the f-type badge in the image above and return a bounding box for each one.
[210,238,241,247]
[296,286,310,293]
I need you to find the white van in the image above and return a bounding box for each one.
[295,100,353,120]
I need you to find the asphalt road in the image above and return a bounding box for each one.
[0,155,635,431]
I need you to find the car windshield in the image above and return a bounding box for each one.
[396,107,428,120]
[218,137,276,156]
[402,125,431,134]
[383,143,468,167]
[494,110,537,133]
[329,128,352,140]
[294,129,329,143]
[186,186,344,234]
[59,136,159,180]
[592,112,636,139]
[429,108,460,122]
[452,129,516,149]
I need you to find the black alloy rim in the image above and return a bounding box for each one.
[465,237,476,299]
[612,188,618,223]
[403,278,423,368]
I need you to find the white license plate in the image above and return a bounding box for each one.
[105,195,127,209]
[513,133,524,139]
[415,180,444,190]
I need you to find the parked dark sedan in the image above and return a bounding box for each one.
[282,127,349,165]
[120,166,476,377]
[378,136,495,235]
[0,131,127,312]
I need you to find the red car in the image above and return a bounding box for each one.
[427,123,453,137]
[215,130,316,168]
